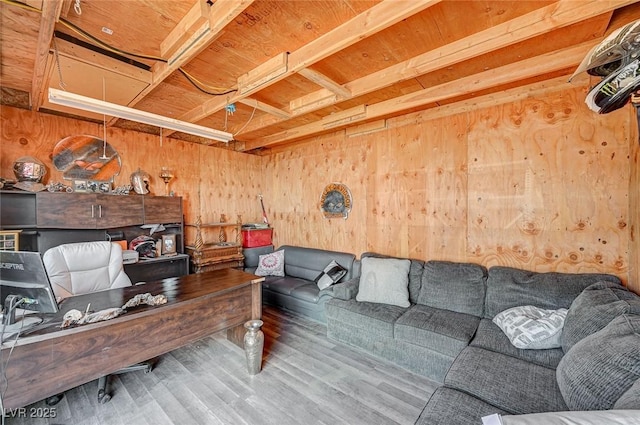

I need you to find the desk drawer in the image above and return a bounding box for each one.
[124,255,189,283]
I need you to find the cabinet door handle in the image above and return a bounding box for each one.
[91,204,95,218]
[98,204,103,218]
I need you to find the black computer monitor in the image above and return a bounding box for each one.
[0,251,59,334]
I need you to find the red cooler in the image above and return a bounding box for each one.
[241,227,273,248]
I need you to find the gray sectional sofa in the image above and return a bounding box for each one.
[243,245,356,322]
[324,252,640,423]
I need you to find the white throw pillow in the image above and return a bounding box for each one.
[493,305,568,350]
[255,250,285,277]
[315,260,347,290]
[355,257,411,307]
[482,410,640,425]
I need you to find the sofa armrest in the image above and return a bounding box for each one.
[327,276,359,300]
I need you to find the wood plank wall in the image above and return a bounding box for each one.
[1,84,637,293]
[0,107,264,246]
[262,86,637,291]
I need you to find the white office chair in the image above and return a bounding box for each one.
[43,241,153,404]
[43,241,132,300]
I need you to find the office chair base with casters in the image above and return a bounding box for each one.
[97,359,155,404]
[45,393,63,406]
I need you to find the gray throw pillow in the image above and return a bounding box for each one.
[556,314,640,411]
[561,281,640,353]
[355,257,411,307]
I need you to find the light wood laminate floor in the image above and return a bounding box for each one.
[3,306,438,425]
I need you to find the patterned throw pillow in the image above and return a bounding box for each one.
[315,260,347,290]
[255,250,285,277]
[493,305,568,350]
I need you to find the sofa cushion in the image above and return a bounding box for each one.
[416,387,509,425]
[418,260,487,317]
[361,252,425,304]
[289,283,324,303]
[255,249,285,276]
[491,410,640,425]
[556,314,640,411]
[445,346,567,414]
[561,281,640,353]
[471,319,564,369]
[614,379,640,409]
[278,245,355,281]
[324,298,407,338]
[492,305,567,350]
[484,266,620,319]
[395,305,480,357]
[263,276,309,295]
[327,277,359,300]
[356,257,411,307]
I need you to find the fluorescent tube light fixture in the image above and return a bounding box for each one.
[48,88,233,143]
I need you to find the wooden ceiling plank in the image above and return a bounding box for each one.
[31,0,64,110]
[161,0,210,59]
[127,0,254,110]
[370,43,589,114]
[242,41,592,150]
[238,98,291,119]
[287,0,442,72]
[236,0,629,137]
[350,0,631,94]
[298,68,351,99]
[175,0,440,126]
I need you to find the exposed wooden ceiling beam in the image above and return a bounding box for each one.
[125,0,254,111]
[297,68,351,100]
[241,41,592,150]
[290,89,337,116]
[350,0,625,94]
[160,0,210,60]
[173,0,441,128]
[238,98,290,120]
[31,0,64,110]
[235,0,627,137]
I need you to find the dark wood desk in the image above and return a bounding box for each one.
[0,268,264,410]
